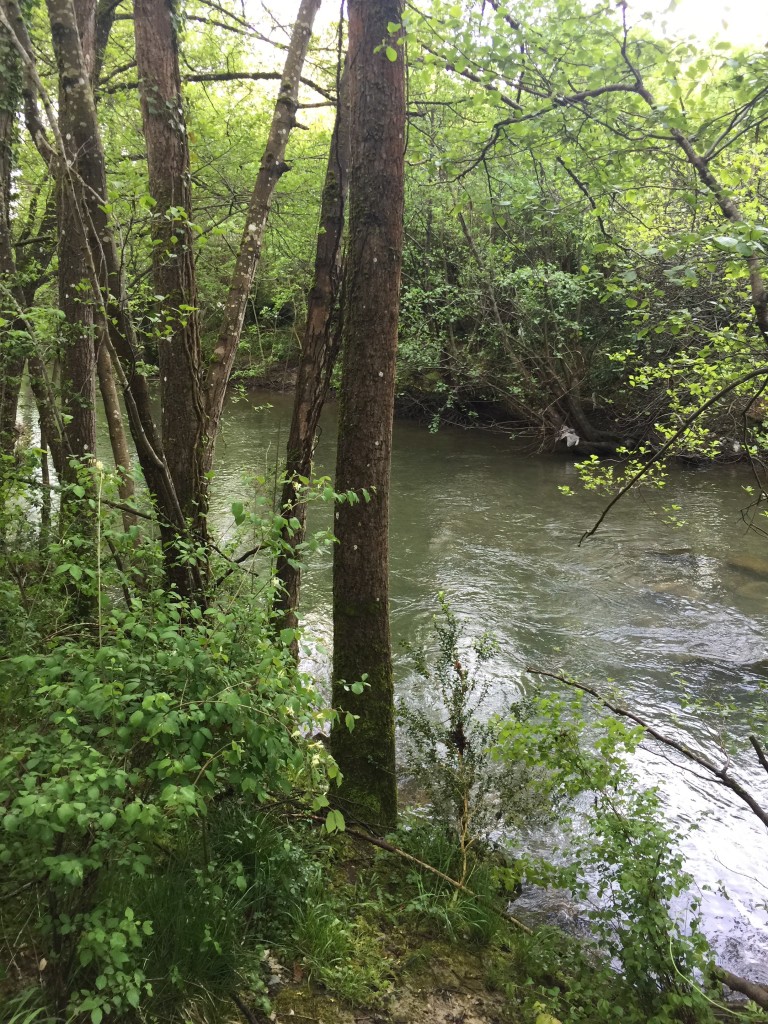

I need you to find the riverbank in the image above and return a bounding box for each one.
[232,356,757,462]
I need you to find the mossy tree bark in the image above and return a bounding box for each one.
[134,0,206,536]
[330,0,405,832]
[52,0,98,485]
[276,60,350,639]
[44,0,204,597]
[0,24,25,457]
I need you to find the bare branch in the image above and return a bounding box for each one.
[750,735,768,777]
[580,366,768,544]
[528,667,768,830]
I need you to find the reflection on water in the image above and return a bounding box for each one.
[207,391,768,979]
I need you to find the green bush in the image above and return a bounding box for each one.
[0,468,338,1022]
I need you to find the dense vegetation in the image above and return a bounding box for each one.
[2,0,768,1021]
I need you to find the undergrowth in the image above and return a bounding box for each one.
[0,460,759,1024]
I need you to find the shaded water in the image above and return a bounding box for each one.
[210,391,768,980]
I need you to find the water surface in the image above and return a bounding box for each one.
[210,390,768,980]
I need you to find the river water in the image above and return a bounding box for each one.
[208,390,768,981]
[19,381,767,979]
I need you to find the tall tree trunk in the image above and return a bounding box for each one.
[0,15,60,462]
[203,0,321,481]
[87,0,138,513]
[133,0,206,533]
[0,21,25,457]
[275,61,350,636]
[54,0,98,480]
[43,0,203,597]
[330,0,405,832]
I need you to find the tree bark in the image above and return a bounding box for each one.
[52,0,98,479]
[0,22,25,456]
[275,60,350,637]
[133,0,206,532]
[96,336,136,530]
[28,353,64,478]
[44,0,203,596]
[203,0,321,480]
[330,0,405,832]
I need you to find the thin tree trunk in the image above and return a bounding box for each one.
[54,0,98,481]
[330,0,405,832]
[96,337,136,530]
[0,25,26,456]
[133,0,206,532]
[203,0,321,480]
[275,61,350,636]
[28,353,64,477]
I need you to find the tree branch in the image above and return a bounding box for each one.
[528,667,768,830]
[580,366,768,544]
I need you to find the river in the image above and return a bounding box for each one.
[20,382,768,981]
[208,390,768,983]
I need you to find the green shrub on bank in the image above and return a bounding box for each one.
[397,597,722,1024]
[0,464,339,1022]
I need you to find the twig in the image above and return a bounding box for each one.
[580,366,768,544]
[303,813,533,935]
[527,667,768,830]
[231,992,266,1024]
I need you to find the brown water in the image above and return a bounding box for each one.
[210,390,768,981]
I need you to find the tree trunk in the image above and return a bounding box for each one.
[44,0,203,597]
[28,353,64,478]
[53,0,98,480]
[0,22,25,457]
[133,0,206,533]
[275,61,350,637]
[96,337,136,530]
[203,0,321,480]
[330,0,405,832]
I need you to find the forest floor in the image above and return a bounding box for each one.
[237,839,531,1024]
[266,938,522,1024]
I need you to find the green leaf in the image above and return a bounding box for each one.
[385,45,397,62]
[124,802,141,825]
[325,809,346,833]
[57,803,75,824]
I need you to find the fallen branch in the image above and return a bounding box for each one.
[713,966,768,1011]
[231,992,266,1024]
[303,812,533,935]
